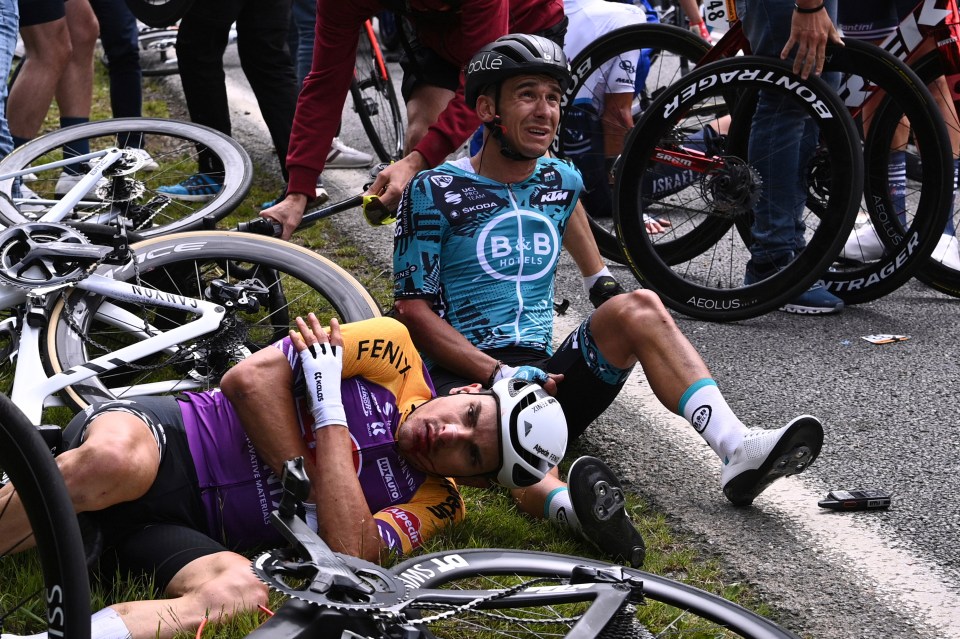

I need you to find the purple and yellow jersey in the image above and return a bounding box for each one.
[179,317,465,554]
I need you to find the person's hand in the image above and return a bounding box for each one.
[260,193,308,240]
[492,363,563,396]
[781,4,843,79]
[365,153,427,211]
[643,214,672,234]
[291,314,346,430]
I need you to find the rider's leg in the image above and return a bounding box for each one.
[0,408,161,552]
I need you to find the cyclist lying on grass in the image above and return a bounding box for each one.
[0,315,568,639]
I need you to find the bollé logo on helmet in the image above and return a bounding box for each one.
[476,211,560,282]
[467,53,504,74]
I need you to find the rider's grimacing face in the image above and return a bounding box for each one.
[396,388,500,481]
[482,74,563,157]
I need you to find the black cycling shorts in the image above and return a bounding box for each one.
[836,0,917,38]
[64,397,226,593]
[19,0,66,27]
[428,314,630,441]
[399,16,569,103]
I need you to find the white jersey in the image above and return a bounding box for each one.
[563,0,648,111]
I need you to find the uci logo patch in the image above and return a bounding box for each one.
[476,211,560,282]
[691,405,712,433]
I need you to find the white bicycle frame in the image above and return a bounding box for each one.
[2,148,230,424]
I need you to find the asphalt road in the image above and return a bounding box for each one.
[177,48,960,638]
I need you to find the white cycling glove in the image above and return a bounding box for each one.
[299,342,347,431]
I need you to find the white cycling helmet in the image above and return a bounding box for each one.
[489,378,568,489]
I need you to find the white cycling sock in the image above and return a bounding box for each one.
[3,607,133,639]
[544,487,582,536]
[678,379,749,461]
[90,608,132,639]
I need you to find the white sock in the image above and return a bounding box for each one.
[90,607,132,639]
[678,379,749,461]
[544,487,582,536]
[2,608,132,639]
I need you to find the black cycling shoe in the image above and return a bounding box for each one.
[588,275,625,309]
[568,456,645,568]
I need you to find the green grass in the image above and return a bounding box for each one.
[0,62,796,639]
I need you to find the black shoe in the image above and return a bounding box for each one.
[588,276,625,309]
[568,456,645,568]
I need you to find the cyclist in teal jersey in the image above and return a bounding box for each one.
[0,315,567,639]
[392,34,826,565]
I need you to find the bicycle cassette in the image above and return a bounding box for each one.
[0,222,106,288]
[252,547,408,612]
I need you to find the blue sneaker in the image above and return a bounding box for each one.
[157,173,222,202]
[744,260,843,315]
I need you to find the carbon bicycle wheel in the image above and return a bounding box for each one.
[818,40,953,304]
[0,118,252,237]
[904,49,960,298]
[555,24,713,264]
[615,56,862,321]
[351,23,405,162]
[125,0,193,28]
[0,392,91,639]
[138,28,180,77]
[43,231,381,411]
[388,548,799,638]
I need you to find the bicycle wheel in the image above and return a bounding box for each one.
[0,118,252,238]
[138,28,180,77]
[0,392,91,639]
[904,49,960,298]
[615,56,862,321]
[43,231,381,411]
[555,24,712,264]
[819,40,953,304]
[125,0,193,28]
[351,23,405,163]
[388,548,798,638]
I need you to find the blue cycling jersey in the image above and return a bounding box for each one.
[394,156,583,355]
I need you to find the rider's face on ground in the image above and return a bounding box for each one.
[482,75,562,157]
[396,389,500,481]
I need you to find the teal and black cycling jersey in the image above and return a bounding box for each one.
[394,156,583,355]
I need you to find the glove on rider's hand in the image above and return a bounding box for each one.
[299,341,347,431]
[492,363,551,386]
[588,275,626,309]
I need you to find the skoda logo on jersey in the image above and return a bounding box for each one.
[476,210,560,282]
[430,175,453,188]
[444,191,462,205]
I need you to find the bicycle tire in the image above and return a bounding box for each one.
[904,49,960,298]
[615,56,862,321]
[555,23,713,264]
[815,40,953,304]
[351,24,405,162]
[138,29,180,77]
[0,392,91,639]
[43,231,381,411]
[125,0,194,28]
[0,117,252,238]
[387,548,799,638]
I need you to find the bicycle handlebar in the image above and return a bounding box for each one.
[232,189,395,238]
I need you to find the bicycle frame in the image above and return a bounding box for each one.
[2,151,230,424]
